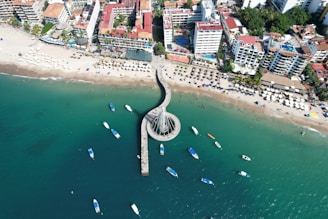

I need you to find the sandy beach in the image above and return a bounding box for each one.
[1,24,327,135]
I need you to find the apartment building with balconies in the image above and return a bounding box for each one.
[193,21,222,54]
[231,35,265,74]
[0,0,14,22]
[261,32,313,76]
[310,39,328,62]
[73,0,100,45]
[98,0,153,51]
[12,0,45,24]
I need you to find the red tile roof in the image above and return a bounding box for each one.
[311,63,328,74]
[225,17,237,29]
[237,35,258,44]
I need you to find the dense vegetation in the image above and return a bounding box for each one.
[237,6,311,36]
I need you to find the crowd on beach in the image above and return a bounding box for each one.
[0,24,328,134]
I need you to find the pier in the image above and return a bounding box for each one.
[140,69,181,176]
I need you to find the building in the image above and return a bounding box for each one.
[43,3,70,24]
[272,0,327,14]
[162,7,202,49]
[220,15,245,47]
[231,35,265,75]
[261,33,313,76]
[193,21,222,54]
[291,24,317,41]
[0,0,14,22]
[201,0,219,22]
[12,0,46,24]
[98,0,153,51]
[241,0,266,9]
[310,39,328,62]
[73,0,100,45]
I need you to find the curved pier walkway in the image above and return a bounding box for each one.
[140,69,181,176]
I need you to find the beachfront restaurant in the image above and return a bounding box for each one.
[261,73,306,94]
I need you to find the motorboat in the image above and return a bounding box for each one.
[160,143,164,156]
[201,177,215,186]
[111,128,121,139]
[301,131,305,136]
[125,104,133,112]
[131,203,141,217]
[166,166,178,178]
[188,147,199,160]
[93,199,101,214]
[207,133,215,140]
[238,170,251,178]
[241,154,251,161]
[214,141,222,149]
[109,103,115,112]
[191,126,199,135]
[103,121,110,129]
[88,148,95,160]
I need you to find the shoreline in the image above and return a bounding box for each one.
[1,25,328,135]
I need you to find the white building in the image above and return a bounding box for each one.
[0,0,14,22]
[73,0,100,46]
[260,33,312,76]
[162,7,202,49]
[241,0,266,9]
[43,3,70,24]
[193,21,222,54]
[310,39,328,62]
[12,0,46,24]
[231,35,265,74]
[271,0,305,13]
[201,0,219,22]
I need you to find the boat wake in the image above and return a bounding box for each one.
[302,126,326,137]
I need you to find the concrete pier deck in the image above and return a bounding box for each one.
[140,69,181,176]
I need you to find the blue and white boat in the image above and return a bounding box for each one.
[109,103,115,112]
[201,177,215,186]
[166,166,178,178]
[111,128,121,139]
[160,143,164,155]
[238,170,251,178]
[93,199,101,214]
[88,148,94,160]
[188,147,199,159]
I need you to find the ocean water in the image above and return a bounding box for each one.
[0,73,328,219]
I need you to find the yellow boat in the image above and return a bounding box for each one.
[207,133,215,140]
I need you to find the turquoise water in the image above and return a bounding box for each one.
[201,54,216,60]
[0,73,328,218]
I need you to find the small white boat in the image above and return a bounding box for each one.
[160,143,164,156]
[131,203,141,217]
[188,147,199,159]
[241,154,251,161]
[103,121,110,129]
[125,104,133,112]
[191,126,199,135]
[238,170,251,178]
[111,128,121,139]
[301,131,305,136]
[166,166,178,178]
[214,141,222,149]
[201,177,215,186]
[88,148,94,160]
[93,198,101,214]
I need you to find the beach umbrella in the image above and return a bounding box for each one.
[295,89,300,93]
[285,86,289,90]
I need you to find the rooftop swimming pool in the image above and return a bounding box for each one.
[176,36,188,45]
[281,45,295,51]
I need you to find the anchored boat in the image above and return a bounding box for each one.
[160,143,164,156]
[191,126,199,135]
[201,177,215,186]
[125,104,133,112]
[238,170,251,178]
[241,154,251,161]
[103,121,110,129]
[207,133,215,140]
[93,199,101,214]
[214,141,222,149]
[88,148,94,160]
[109,103,115,112]
[111,128,121,139]
[188,147,199,159]
[166,166,178,178]
[131,203,141,217]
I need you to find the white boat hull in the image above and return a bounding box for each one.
[191,126,199,135]
[131,203,140,216]
[125,104,133,112]
[103,121,110,129]
[93,199,101,214]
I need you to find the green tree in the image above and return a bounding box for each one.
[270,14,292,34]
[289,6,310,25]
[23,22,31,33]
[153,42,166,56]
[186,0,193,8]
[31,24,40,36]
[9,16,21,27]
[317,88,328,101]
[237,7,264,36]
[223,59,233,72]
